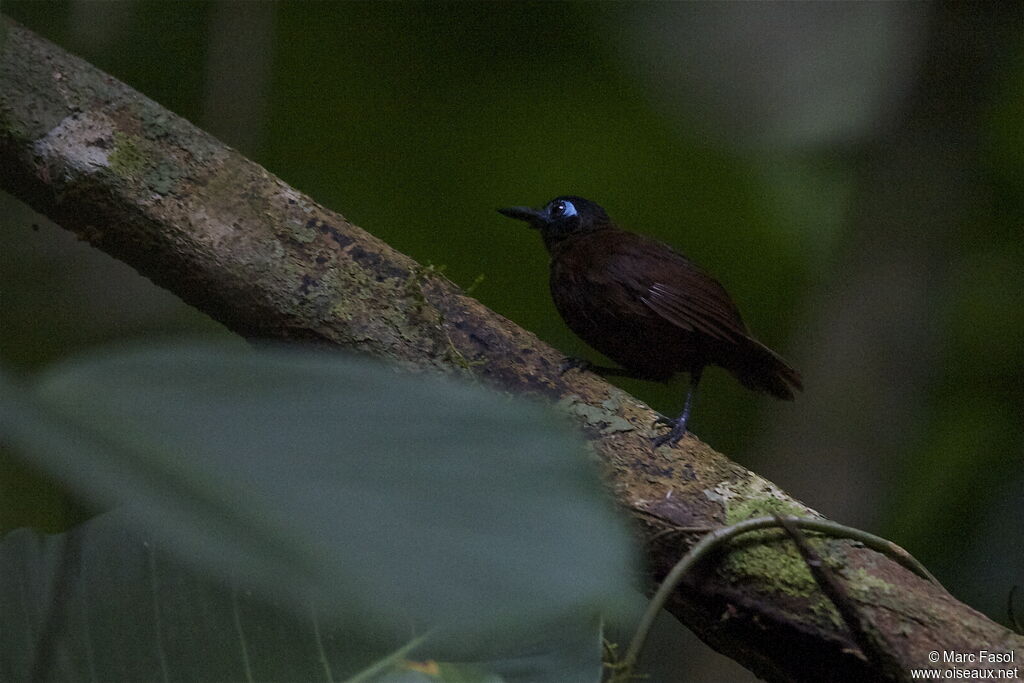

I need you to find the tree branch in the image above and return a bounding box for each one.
[1,17,1020,682]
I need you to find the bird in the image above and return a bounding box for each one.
[497,195,802,447]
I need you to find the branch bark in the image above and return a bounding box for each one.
[1,17,1020,682]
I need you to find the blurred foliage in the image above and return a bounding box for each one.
[885,47,1024,612]
[1,1,1021,659]
[1,343,635,681]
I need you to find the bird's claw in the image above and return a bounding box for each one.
[651,415,689,448]
[559,357,592,376]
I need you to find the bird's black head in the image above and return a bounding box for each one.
[498,196,611,251]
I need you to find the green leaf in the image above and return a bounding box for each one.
[0,512,606,681]
[0,342,637,679]
[0,510,378,681]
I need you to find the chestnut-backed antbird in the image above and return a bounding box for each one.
[498,196,802,447]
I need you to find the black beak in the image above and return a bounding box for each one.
[497,205,543,227]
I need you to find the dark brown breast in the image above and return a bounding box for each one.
[547,228,802,398]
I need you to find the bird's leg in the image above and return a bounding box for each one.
[653,366,704,447]
[559,357,594,375]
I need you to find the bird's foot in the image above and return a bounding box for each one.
[559,356,593,376]
[651,415,690,448]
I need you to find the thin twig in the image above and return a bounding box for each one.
[774,514,906,682]
[613,515,942,682]
[630,509,716,544]
[344,632,430,683]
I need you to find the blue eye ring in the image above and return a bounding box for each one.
[550,200,578,218]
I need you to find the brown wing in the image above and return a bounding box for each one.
[601,233,750,344]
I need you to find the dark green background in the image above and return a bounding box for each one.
[2,3,1021,677]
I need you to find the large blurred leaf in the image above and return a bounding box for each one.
[0,510,379,681]
[0,510,606,682]
[0,342,637,679]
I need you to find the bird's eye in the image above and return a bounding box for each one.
[550,200,578,218]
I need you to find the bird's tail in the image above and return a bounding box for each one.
[734,338,803,401]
